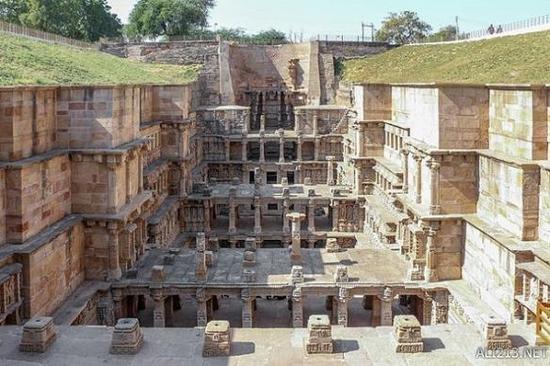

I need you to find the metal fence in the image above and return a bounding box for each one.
[0,20,95,49]
[307,34,376,43]
[465,14,550,40]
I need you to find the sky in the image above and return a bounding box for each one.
[108,0,550,38]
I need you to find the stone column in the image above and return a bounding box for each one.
[125,157,132,204]
[312,111,319,136]
[380,288,393,326]
[112,289,124,321]
[260,114,266,132]
[371,296,381,326]
[331,201,340,232]
[295,165,302,184]
[107,161,119,214]
[294,112,301,132]
[413,154,422,204]
[401,149,409,194]
[241,289,254,328]
[203,200,211,232]
[243,111,250,135]
[326,156,336,186]
[426,159,441,215]
[179,163,187,198]
[336,288,350,326]
[287,212,306,262]
[229,187,237,234]
[152,290,165,328]
[292,288,304,328]
[308,200,315,232]
[254,196,262,234]
[225,140,231,161]
[356,123,365,157]
[241,139,248,161]
[296,134,303,161]
[424,227,438,282]
[138,153,144,194]
[196,288,208,327]
[314,138,320,161]
[283,198,291,234]
[107,223,122,280]
[279,129,285,163]
[431,290,449,324]
[259,133,265,163]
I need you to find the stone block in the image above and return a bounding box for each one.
[308,189,316,197]
[305,315,333,354]
[304,177,313,185]
[243,250,256,267]
[245,237,257,252]
[110,318,144,355]
[19,317,56,353]
[281,177,289,186]
[290,265,304,284]
[242,269,256,283]
[205,251,215,267]
[151,265,165,283]
[334,265,349,282]
[326,238,341,253]
[482,315,512,350]
[203,321,231,357]
[393,315,423,353]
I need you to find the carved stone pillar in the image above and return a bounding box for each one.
[241,289,254,328]
[431,290,448,324]
[152,290,165,328]
[229,187,237,234]
[241,139,248,161]
[296,134,303,161]
[203,200,211,232]
[259,134,265,163]
[287,212,306,262]
[326,156,335,186]
[424,227,439,282]
[107,223,122,280]
[291,288,304,327]
[426,159,441,214]
[336,288,350,326]
[112,289,124,321]
[138,152,144,194]
[254,196,262,234]
[279,129,285,163]
[314,138,320,161]
[260,114,266,132]
[179,164,187,198]
[356,123,365,157]
[308,200,315,233]
[196,288,208,327]
[413,154,422,204]
[401,149,409,194]
[371,296,381,326]
[312,112,319,136]
[107,161,118,214]
[380,287,393,326]
[331,201,340,232]
[295,165,302,184]
[225,140,231,161]
[283,198,290,234]
[422,293,433,325]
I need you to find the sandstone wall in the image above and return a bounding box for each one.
[0,169,5,245]
[354,84,392,121]
[439,153,478,214]
[434,219,463,280]
[57,87,141,149]
[5,155,71,243]
[438,87,489,149]
[489,88,548,160]
[462,220,517,321]
[0,88,57,161]
[19,221,85,317]
[319,41,395,60]
[152,85,193,122]
[538,164,550,243]
[477,155,539,240]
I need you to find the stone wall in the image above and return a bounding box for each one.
[318,41,395,60]
[538,164,550,243]
[434,219,463,280]
[489,88,548,160]
[0,88,57,161]
[438,153,478,214]
[477,155,539,240]
[5,154,71,243]
[354,84,392,121]
[18,221,85,317]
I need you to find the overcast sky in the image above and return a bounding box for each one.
[108,0,550,37]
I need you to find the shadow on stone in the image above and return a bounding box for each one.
[334,339,360,353]
[510,335,529,348]
[423,338,446,352]
[231,342,255,356]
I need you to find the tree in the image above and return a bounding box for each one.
[427,25,458,42]
[127,0,215,39]
[0,0,122,42]
[375,11,432,44]
[248,29,287,44]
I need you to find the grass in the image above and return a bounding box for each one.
[342,30,550,84]
[0,32,200,86]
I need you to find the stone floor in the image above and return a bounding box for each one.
[126,248,409,285]
[0,323,546,365]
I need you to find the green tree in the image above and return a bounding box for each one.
[249,29,287,44]
[427,25,458,42]
[127,0,215,39]
[0,0,121,42]
[375,11,432,44]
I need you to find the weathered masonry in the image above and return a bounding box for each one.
[0,40,547,349]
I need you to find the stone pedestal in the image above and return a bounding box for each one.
[242,269,256,282]
[287,212,306,262]
[305,315,333,354]
[334,265,349,282]
[393,315,423,353]
[326,238,340,253]
[110,318,144,355]
[243,250,256,267]
[19,317,56,353]
[290,265,304,285]
[482,316,512,350]
[203,321,231,357]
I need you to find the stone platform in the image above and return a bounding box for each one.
[0,323,545,365]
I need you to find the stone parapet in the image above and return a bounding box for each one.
[393,315,423,353]
[203,320,231,357]
[110,318,144,355]
[19,317,56,353]
[305,315,333,354]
